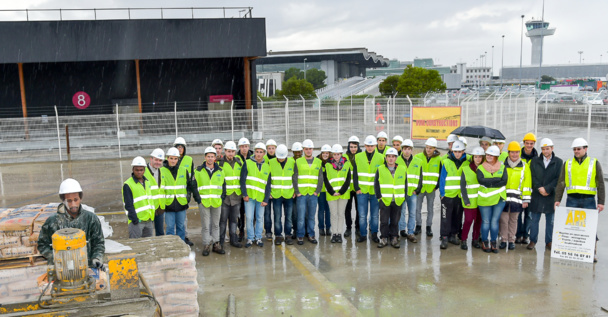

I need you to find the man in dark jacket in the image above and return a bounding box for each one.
[528,138,563,250]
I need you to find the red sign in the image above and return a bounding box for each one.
[209,95,233,103]
[72,91,91,109]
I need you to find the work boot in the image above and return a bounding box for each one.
[202,244,211,256]
[400,230,407,237]
[230,235,243,248]
[213,242,225,255]
[275,236,283,245]
[472,240,481,249]
[499,242,507,249]
[266,233,273,241]
[414,225,421,235]
[377,238,388,248]
[527,242,536,250]
[357,236,367,243]
[448,235,460,245]
[508,242,515,250]
[297,238,304,245]
[545,242,552,250]
[491,241,499,253]
[245,239,253,248]
[185,237,194,247]
[371,232,380,243]
[407,234,418,243]
[391,237,400,248]
[460,240,468,250]
[482,240,491,253]
[440,237,448,249]
[426,226,433,237]
[344,228,352,237]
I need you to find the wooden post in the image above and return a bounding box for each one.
[244,57,252,109]
[18,63,29,139]
[65,125,71,155]
[135,59,142,113]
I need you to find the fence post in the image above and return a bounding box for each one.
[484,92,494,127]
[406,95,413,139]
[386,96,391,138]
[587,102,592,143]
[54,105,62,161]
[257,96,264,133]
[336,98,341,145]
[230,100,234,142]
[174,101,178,137]
[116,104,122,158]
[317,94,321,130]
[300,94,306,136]
[284,96,289,146]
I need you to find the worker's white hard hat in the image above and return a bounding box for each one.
[131,156,147,167]
[321,144,332,152]
[150,148,165,160]
[471,146,485,156]
[224,141,237,151]
[452,141,466,152]
[493,139,506,144]
[254,142,266,151]
[479,136,493,144]
[364,135,377,146]
[204,147,217,155]
[386,148,398,156]
[425,138,438,147]
[211,139,223,146]
[302,139,314,149]
[447,134,458,143]
[276,144,289,159]
[402,139,414,148]
[539,138,554,148]
[266,139,277,147]
[173,137,186,146]
[238,137,250,146]
[348,135,360,143]
[377,131,388,140]
[59,178,83,195]
[459,136,468,145]
[331,144,344,153]
[166,147,180,157]
[392,135,404,143]
[571,138,588,148]
[485,145,501,157]
[292,142,303,151]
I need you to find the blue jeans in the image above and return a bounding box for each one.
[154,211,165,236]
[273,197,293,237]
[165,209,186,241]
[399,195,417,234]
[245,199,264,241]
[357,193,379,237]
[297,194,318,238]
[566,195,597,209]
[529,212,555,244]
[264,199,274,235]
[516,208,531,239]
[479,201,506,242]
[317,192,331,231]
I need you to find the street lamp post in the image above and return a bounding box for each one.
[491,45,495,81]
[519,14,524,90]
[578,51,583,64]
[500,35,505,89]
[303,58,307,80]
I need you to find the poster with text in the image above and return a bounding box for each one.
[411,106,461,140]
[551,206,598,263]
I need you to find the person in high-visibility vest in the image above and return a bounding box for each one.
[317,144,332,236]
[555,138,605,263]
[397,139,422,243]
[240,142,271,248]
[323,144,352,243]
[295,139,324,245]
[237,137,253,243]
[493,139,508,162]
[439,141,468,249]
[291,142,304,240]
[192,147,225,256]
[476,145,508,253]
[218,141,244,249]
[160,147,193,244]
[173,137,195,247]
[123,156,155,238]
[376,131,390,155]
[343,136,361,238]
[516,133,538,245]
[413,137,442,237]
[268,144,296,246]
[374,147,407,248]
[264,139,278,242]
[353,135,385,243]
[392,135,403,155]
[146,148,165,236]
[499,141,532,251]
[460,146,485,250]
[212,139,224,162]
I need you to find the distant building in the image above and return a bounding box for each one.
[256,72,284,97]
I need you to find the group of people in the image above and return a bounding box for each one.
[121,131,604,262]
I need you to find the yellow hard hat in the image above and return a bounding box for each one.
[523,133,536,142]
[507,141,522,152]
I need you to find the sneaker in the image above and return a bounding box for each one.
[256,239,264,247]
[481,241,491,253]
[202,244,211,256]
[377,238,388,248]
[297,238,304,245]
[337,235,343,243]
[266,233,273,241]
[491,241,499,253]
[448,235,460,245]
[391,237,400,248]
[508,242,515,250]
[344,229,351,237]
[357,236,367,243]
[460,240,468,250]
[331,235,338,243]
[371,232,380,243]
[185,237,194,247]
[440,237,448,249]
[426,226,433,237]
[499,242,507,249]
[472,240,481,249]
[308,236,318,244]
[213,242,225,255]
[400,230,407,237]
[275,236,283,245]
[407,234,418,243]
[285,237,294,245]
[414,225,421,235]
[245,239,253,248]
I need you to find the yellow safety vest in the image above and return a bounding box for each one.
[325,161,352,201]
[505,161,532,205]
[397,155,423,196]
[378,164,407,206]
[144,166,164,210]
[123,177,155,223]
[477,164,507,206]
[219,158,242,196]
[269,158,295,199]
[296,157,322,196]
[461,165,480,209]
[195,167,224,208]
[414,152,442,194]
[160,166,188,206]
[442,158,469,198]
[245,159,270,202]
[354,151,385,194]
[565,157,598,195]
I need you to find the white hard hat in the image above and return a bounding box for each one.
[348,135,360,143]
[452,141,465,151]
[276,144,288,159]
[59,178,83,195]
[447,134,458,143]
[131,156,147,167]
[571,138,588,148]
[150,148,165,160]
[392,135,404,143]
[386,148,398,156]
[266,139,277,147]
[238,137,250,146]
[364,135,377,146]
[539,138,554,148]
[377,131,388,140]
[254,142,266,151]
[402,139,414,148]
[425,138,438,147]
[173,137,186,146]
[331,144,344,153]
[479,136,493,144]
[471,146,485,156]
[459,136,468,145]
[485,145,501,157]
[493,139,506,144]
[302,139,314,149]
[166,147,180,157]
[292,142,303,151]
[321,144,332,152]
[211,139,223,146]
[224,141,237,151]
[204,147,217,155]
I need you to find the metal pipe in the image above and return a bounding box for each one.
[174,101,178,137]
[65,125,70,156]
[230,100,234,142]
[116,104,122,158]
[54,105,62,161]
[300,94,306,136]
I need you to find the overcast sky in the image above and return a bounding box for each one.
[4,0,605,70]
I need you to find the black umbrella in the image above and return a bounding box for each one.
[450,125,505,140]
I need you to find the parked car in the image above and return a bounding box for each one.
[555,94,577,104]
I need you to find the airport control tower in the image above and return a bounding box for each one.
[525,19,555,65]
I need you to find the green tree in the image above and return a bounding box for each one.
[378,75,400,96]
[276,77,315,98]
[305,68,327,89]
[541,75,556,82]
[395,65,446,98]
[284,67,304,81]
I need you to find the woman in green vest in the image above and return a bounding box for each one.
[323,144,352,243]
[460,146,485,250]
[173,137,195,247]
[317,144,332,236]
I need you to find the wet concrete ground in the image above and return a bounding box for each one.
[1,157,607,316]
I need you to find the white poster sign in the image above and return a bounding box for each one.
[551,206,598,263]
